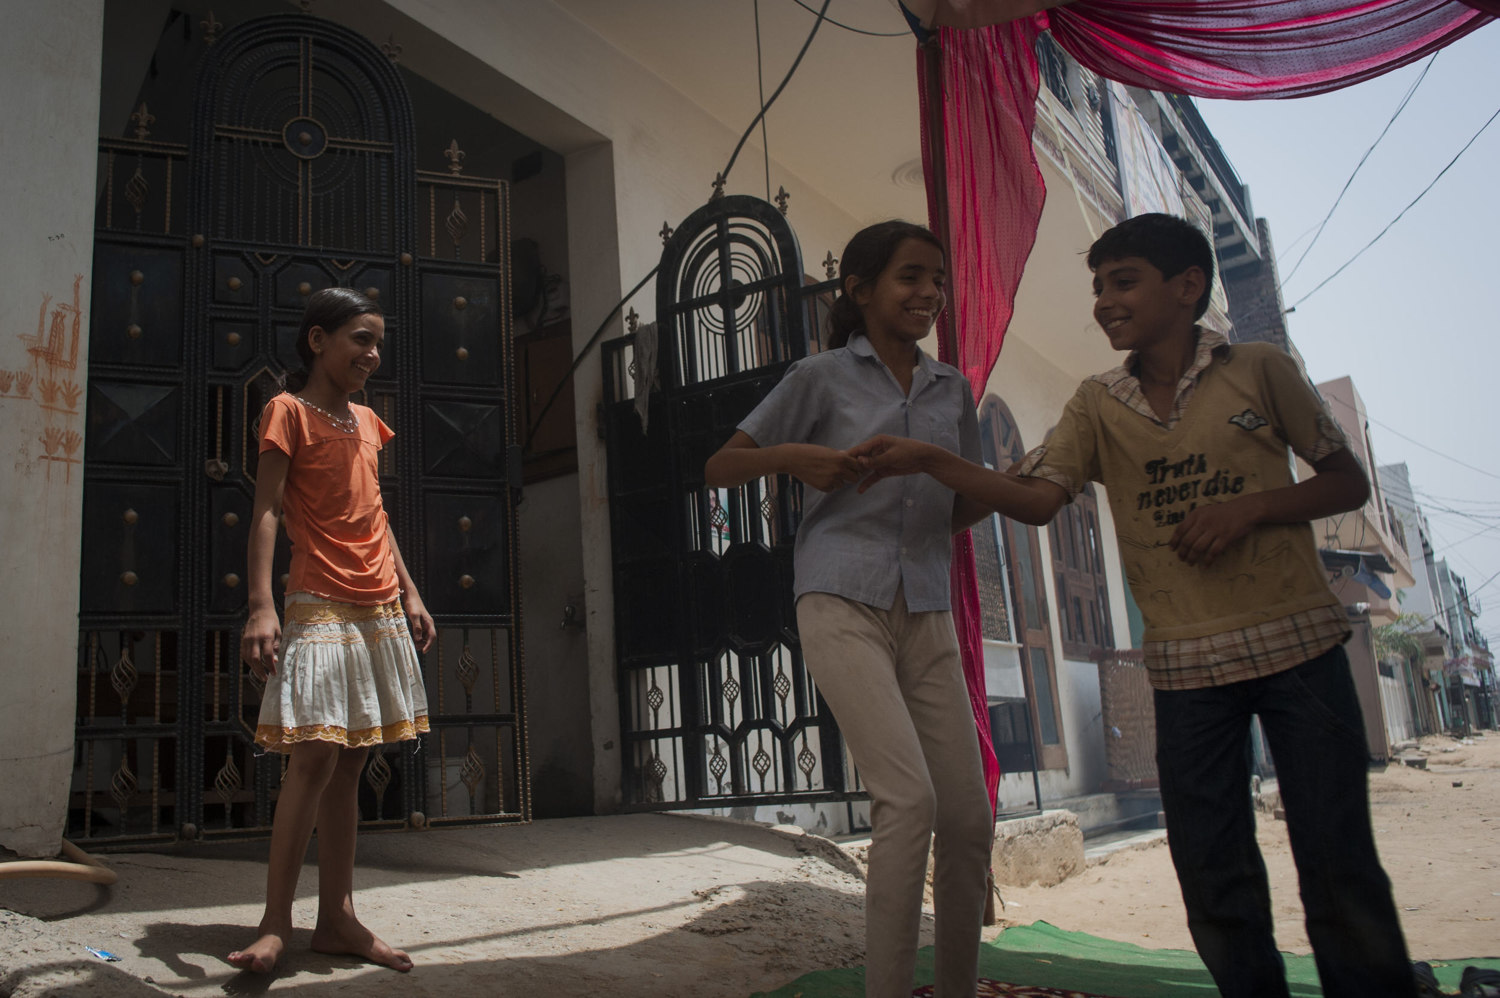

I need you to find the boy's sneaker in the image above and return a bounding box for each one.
[1414,961,1450,998]
[1460,966,1500,998]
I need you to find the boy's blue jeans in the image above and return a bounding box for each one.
[1154,643,1417,998]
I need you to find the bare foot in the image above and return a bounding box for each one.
[311,920,413,972]
[227,931,287,974]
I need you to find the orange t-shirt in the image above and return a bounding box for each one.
[259,393,398,605]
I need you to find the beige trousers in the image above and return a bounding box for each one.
[797,589,992,998]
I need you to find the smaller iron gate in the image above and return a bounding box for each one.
[603,195,865,810]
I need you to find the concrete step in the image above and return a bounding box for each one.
[1084,826,1168,864]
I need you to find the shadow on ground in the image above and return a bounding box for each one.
[0,814,878,998]
[0,813,842,921]
[6,879,871,997]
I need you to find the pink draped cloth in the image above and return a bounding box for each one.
[919,21,1045,399]
[1049,0,1492,100]
[919,17,1046,813]
[916,0,1497,31]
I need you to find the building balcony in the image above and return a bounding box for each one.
[1313,508,1416,623]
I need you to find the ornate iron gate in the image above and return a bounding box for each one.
[75,13,527,845]
[603,195,864,809]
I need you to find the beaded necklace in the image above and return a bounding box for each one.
[294,395,359,434]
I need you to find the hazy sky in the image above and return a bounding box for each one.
[1194,24,1499,649]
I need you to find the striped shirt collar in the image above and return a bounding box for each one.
[1088,326,1231,428]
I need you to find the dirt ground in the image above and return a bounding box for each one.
[0,814,869,998]
[989,731,1500,962]
[1,732,1496,997]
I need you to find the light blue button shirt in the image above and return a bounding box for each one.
[738,334,981,612]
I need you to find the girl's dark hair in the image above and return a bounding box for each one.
[826,221,946,349]
[283,287,383,392]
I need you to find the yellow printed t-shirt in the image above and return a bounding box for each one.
[259,393,398,605]
[1018,339,1347,644]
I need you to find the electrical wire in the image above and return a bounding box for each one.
[1414,488,1500,509]
[522,264,660,452]
[720,0,832,187]
[1453,565,1500,608]
[1272,220,1324,267]
[1381,554,1496,633]
[1416,503,1500,526]
[1289,100,1500,311]
[1281,54,1436,286]
[1438,518,1500,549]
[756,0,772,200]
[1326,394,1500,484]
[789,0,908,36]
[1419,532,1497,630]
[1426,522,1494,579]
[1409,493,1500,521]
[523,0,833,450]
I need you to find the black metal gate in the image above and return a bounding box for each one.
[75,13,527,845]
[603,195,864,809]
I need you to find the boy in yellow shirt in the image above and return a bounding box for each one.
[852,213,1415,998]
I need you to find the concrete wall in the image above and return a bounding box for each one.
[516,473,591,816]
[0,0,105,857]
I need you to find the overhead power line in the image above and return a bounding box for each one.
[790,0,908,36]
[1442,519,1500,548]
[1413,488,1500,509]
[1327,394,1500,484]
[720,0,833,186]
[1417,502,1500,525]
[1281,53,1437,286]
[1289,100,1500,311]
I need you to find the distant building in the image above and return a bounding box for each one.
[1378,463,1452,738]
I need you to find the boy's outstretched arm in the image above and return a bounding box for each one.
[1170,447,1369,567]
[850,434,1067,527]
[705,430,863,493]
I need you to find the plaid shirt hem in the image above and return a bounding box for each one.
[1144,603,1350,691]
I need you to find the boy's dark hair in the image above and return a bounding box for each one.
[827,221,946,349]
[285,286,383,392]
[1087,213,1215,320]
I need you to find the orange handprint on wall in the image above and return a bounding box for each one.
[5,274,86,481]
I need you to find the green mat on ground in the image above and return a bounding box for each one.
[752,921,1500,997]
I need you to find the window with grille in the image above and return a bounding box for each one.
[977,395,1068,768]
[1052,483,1114,659]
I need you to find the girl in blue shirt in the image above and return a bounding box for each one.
[706,221,991,998]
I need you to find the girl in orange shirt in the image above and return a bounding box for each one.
[231,288,432,974]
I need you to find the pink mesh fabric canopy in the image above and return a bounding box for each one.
[1049,0,1493,100]
[920,18,1046,813]
[917,0,1494,816]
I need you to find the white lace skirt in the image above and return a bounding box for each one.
[255,593,430,753]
